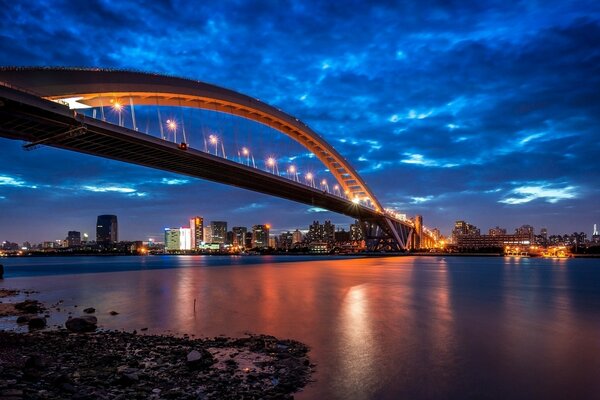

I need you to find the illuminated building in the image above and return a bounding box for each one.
[211,221,227,244]
[164,227,192,251]
[515,225,535,242]
[252,224,269,248]
[278,231,294,249]
[489,226,507,236]
[203,226,212,243]
[96,215,118,244]
[232,226,247,248]
[350,221,364,241]
[189,216,203,248]
[292,229,303,244]
[306,220,335,243]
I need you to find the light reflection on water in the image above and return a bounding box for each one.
[1,255,599,399]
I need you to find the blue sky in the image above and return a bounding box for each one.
[1,0,599,243]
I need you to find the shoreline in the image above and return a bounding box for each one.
[0,288,314,399]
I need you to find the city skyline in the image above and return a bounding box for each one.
[1,1,599,242]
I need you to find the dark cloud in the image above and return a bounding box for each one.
[1,0,599,242]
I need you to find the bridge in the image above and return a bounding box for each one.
[0,67,438,251]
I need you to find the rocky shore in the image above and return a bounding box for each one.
[0,289,314,399]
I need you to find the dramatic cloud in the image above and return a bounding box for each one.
[1,0,599,242]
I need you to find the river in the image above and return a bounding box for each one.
[1,255,599,399]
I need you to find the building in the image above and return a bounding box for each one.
[232,226,248,248]
[96,215,118,244]
[515,225,534,242]
[292,229,303,244]
[306,220,335,243]
[203,225,212,244]
[189,216,203,248]
[278,231,294,249]
[66,231,81,247]
[334,228,350,242]
[489,226,507,236]
[252,224,270,248]
[453,220,480,238]
[350,221,364,241]
[164,227,192,251]
[211,221,227,244]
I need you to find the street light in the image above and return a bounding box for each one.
[288,165,298,182]
[305,172,314,187]
[242,147,250,165]
[112,100,123,126]
[209,134,218,156]
[166,119,177,142]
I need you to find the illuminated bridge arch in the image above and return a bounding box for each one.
[0,67,383,212]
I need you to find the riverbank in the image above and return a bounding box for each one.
[0,288,313,399]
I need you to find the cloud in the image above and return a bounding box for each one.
[0,175,38,189]
[500,183,578,205]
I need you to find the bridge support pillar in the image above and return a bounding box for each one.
[358,217,412,252]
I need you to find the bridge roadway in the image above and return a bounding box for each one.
[0,83,400,227]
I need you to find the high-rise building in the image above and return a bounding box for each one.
[232,226,248,248]
[164,227,192,251]
[96,215,118,244]
[203,226,212,243]
[252,224,270,248]
[350,221,364,241]
[292,229,303,244]
[278,231,294,249]
[306,220,335,243]
[211,221,227,244]
[189,216,203,248]
[164,228,180,251]
[66,231,81,247]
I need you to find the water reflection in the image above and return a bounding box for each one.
[1,256,600,399]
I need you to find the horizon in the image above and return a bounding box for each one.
[1,1,599,243]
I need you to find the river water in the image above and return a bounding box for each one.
[1,255,599,399]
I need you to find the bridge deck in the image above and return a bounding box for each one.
[0,84,398,224]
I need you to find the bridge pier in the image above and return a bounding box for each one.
[358,217,412,252]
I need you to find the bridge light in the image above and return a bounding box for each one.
[321,179,327,185]
[288,165,296,173]
[267,157,275,167]
[352,197,360,204]
[166,119,177,131]
[242,147,249,156]
[112,102,122,111]
[306,172,313,180]
[209,134,218,145]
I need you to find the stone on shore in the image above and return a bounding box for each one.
[27,316,46,330]
[15,299,44,314]
[186,349,215,370]
[83,307,96,314]
[65,316,97,332]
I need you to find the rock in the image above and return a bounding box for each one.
[65,316,97,333]
[15,299,44,313]
[83,307,96,314]
[25,355,46,370]
[186,349,215,370]
[109,311,119,316]
[28,316,47,330]
[16,315,30,324]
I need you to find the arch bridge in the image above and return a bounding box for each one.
[0,67,437,251]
